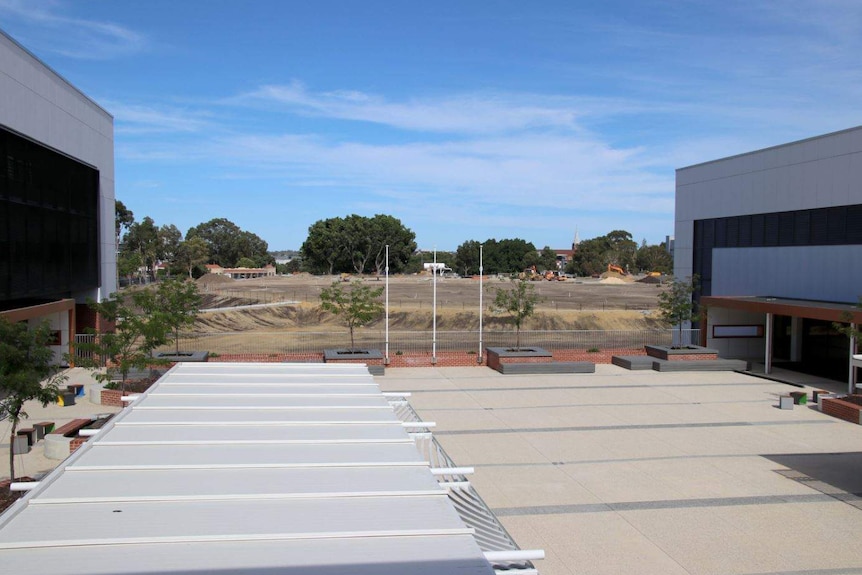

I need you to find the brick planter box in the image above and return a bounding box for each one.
[644,345,718,361]
[821,395,862,424]
[153,350,209,362]
[485,347,552,371]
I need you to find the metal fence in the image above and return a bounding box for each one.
[159,329,701,356]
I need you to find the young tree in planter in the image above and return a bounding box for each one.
[155,278,202,356]
[319,280,384,351]
[657,275,699,348]
[494,278,539,350]
[76,289,171,393]
[0,318,67,481]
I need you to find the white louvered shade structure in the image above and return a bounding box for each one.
[0,362,525,574]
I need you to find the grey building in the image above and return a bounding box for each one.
[0,29,115,362]
[675,126,862,386]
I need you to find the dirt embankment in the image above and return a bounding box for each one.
[194,302,666,333]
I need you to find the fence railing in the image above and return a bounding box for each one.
[156,329,701,356]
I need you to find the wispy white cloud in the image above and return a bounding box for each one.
[0,0,144,59]
[104,101,212,134]
[235,81,583,134]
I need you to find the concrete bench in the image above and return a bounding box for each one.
[611,355,655,370]
[651,359,750,372]
[49,419,92,438]
[367,365,385,376]
[495,362,595,375]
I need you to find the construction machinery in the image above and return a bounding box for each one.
[607,264,626,275]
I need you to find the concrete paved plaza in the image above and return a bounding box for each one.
[377,365,862,575]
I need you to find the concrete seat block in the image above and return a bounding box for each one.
[495,362,595,375]
[652,359,750,372]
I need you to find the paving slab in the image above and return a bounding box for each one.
[378,366,862,575]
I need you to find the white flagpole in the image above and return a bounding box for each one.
[432,248,437,364]
[385,244,390,365]
[479,243,483,363]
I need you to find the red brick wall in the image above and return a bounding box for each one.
[70,437,87,453]
[101,388,123,407]
[216,349,646,368]
[821,397,862,424]
[667,353,718,361]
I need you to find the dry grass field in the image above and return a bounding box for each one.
[193,273,667,333]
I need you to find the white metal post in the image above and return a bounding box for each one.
[478,244,483,363]
[849,322,856,395]
[764,312,773,375]
[385,244,390,365]
[432,248,437,364]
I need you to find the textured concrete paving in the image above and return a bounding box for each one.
[378,365,862,575]
[0,368,120,482]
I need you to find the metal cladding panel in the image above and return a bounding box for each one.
[137,394,391,408]
[0,535,495,575]
[0,495,464,546]
[72,443,426,469]
[34,466,444,502]
[148,383,382,395]
[118,407,400,425]
[100,423,409,443]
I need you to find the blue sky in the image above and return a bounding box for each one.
[2,1,861,251]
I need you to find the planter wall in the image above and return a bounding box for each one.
[486,347,552,371]
[645,345,719,361]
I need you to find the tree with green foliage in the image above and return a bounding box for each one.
[494,278,539,349]
[124,216,160,281]
[236,257,258,268]
[301,217,348,274]
[76,290,172,392]
[536,246,559,271]
[157,224,183,273]
[319,280,384,350]
[636,242,673,274]
[155,279,202,356]
[176,236,210,278]
[0,318,67,480]
[454,240,482,277]
[657,275,699,348]
[483,238,537,274]
[115,200,134,247]
[833,297,862,347]
[186,218,271,268]
[301,214,416,275]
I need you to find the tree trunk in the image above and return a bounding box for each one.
[9,418,18,481]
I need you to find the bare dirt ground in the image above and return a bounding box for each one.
[194,273,666,333]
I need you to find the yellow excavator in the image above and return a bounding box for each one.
[607,264,626,275]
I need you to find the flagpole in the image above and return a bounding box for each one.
[432,247,437,365]
[479,243,483,364]
[385,244,390,365]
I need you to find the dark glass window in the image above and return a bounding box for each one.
[0,125,99,304]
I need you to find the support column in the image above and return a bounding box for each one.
[850,323,857,395]
[790,316,803,362]
[764,312,773,375]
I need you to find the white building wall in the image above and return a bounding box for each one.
[675,125,862,302]
[0,30,115,300]
[706,308,766,361]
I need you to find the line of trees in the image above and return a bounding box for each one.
[116,201,273,282]
[566,230,672,277]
